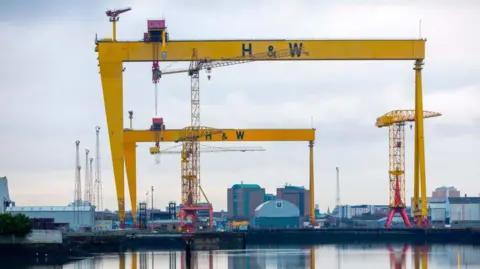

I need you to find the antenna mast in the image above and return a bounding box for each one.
[74,141,82,227]
[93,126,103,217]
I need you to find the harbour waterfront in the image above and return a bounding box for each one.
[23,244,480,268]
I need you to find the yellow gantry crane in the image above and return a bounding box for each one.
[96,7,426,227]
[376,109,441,227]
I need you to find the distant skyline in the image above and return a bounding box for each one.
[0,0,479,212]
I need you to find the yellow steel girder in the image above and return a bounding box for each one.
[96,39,425,61]
[97,34,427,227]
[124,129,315,143]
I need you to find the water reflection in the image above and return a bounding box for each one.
[46,244,480,268]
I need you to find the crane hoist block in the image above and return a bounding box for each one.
[149,147,160,154]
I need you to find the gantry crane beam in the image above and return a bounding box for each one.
[377,109,441,227]
[95,39,425,61]
[96,11,427,227]
[124,129,315,143]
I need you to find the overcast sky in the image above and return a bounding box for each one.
[0,0,479,212]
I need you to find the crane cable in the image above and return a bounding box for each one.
[153,43,160,116]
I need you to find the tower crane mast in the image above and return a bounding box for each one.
[93,126,103,221]
[74,140,82,226]
[84,149,90,203]
[74,141,82,204]
[376,109,441,228]
[89,157,94,204]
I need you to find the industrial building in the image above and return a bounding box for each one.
[429,196,480,226]
[276,185,309,217]
[6,205,95,229]
[252,199,300,228]
[0,176,13,213]
[448,196,480,224]
[227,183,265,220]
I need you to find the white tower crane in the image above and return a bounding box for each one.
[89,157,94,205]
[74,140,82,226]
[84,149,90,203]
[93,126,103,215]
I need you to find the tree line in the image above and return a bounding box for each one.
[0,213,32,236]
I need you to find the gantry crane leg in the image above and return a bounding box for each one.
[413,59,428,227]
[309,140,315,225]
[99,61,127,227]
[125,142,137,224]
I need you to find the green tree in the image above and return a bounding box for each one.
[12,214,32,236]
[0,213,32,236]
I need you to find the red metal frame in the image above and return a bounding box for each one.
[179,204,213,232]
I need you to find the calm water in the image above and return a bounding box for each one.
[25,245,480,269]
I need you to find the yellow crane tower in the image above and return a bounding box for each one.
[376,109,441,227]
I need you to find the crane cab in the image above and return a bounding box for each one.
[151,117,165,131]
[144,20,169,43]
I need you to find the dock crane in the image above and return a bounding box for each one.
[376,109,441,228]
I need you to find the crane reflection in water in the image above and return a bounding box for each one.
[76,244,480,269]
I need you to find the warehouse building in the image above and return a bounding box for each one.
[447,196,480,226]
[227,183,265,220]
[6,205,95,229]
[0,176,13,213]
[429,199,447,225]
[252,199,300,228]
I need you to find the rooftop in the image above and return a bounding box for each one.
[448,197,480,204]
[232,183,261,189]
[7,205,94,212]
[282,185,305,190]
